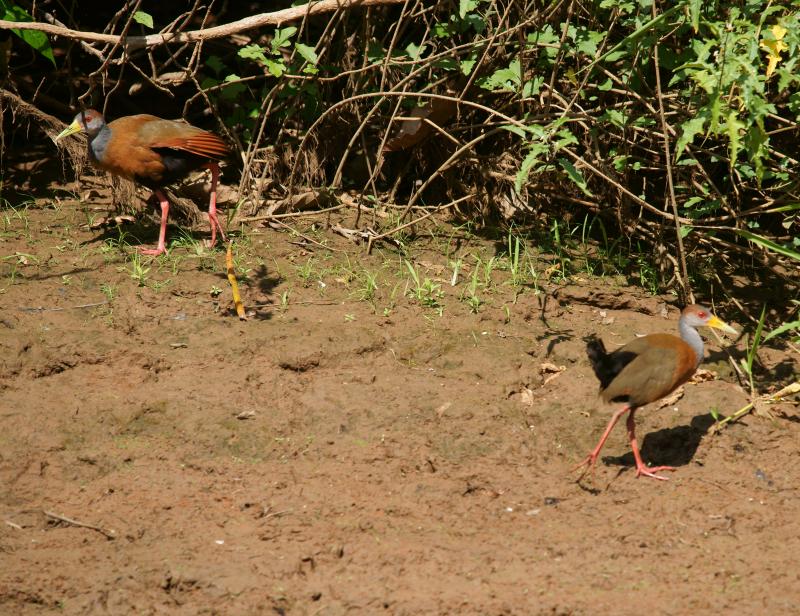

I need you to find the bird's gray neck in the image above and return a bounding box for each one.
[679,317,704,367]
[88,124,112,164]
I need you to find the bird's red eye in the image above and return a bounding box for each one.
[698,311,706,318]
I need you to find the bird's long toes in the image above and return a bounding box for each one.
[635,465,676,481]
[571,455,599,481]
[138,246,166,256]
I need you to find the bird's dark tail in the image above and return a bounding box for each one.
[586,336,616,390]
[586,335,607,373]
[586,335,638,391]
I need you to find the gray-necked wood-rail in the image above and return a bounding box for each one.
[575,304,738,481]
[55,109,228,255]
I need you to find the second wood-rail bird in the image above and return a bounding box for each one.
[55,109,229,255]
[574,304,738,481]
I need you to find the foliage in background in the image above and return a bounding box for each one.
[0,0,54,65]
[3,0,800,295]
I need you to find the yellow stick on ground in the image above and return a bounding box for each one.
[226,242,247,320]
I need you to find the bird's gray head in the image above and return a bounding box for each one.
[55,109,106,142]
[680,304,737,335]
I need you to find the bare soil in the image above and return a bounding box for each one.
[1,198,799,615]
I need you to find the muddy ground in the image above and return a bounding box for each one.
[1,191,799,615]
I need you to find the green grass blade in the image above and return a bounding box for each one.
[737,229,800,262]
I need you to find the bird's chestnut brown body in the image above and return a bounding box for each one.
[587,333,697,408]
[89,115,228,189]
[55,109,228,255]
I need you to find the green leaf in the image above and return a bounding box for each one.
[221,75,246,100]
[745,305,767,375]
[265,58,286,78]
[406,42,426,60]
[573,27,604,57]
[206,55,225,75]
[239,44,268,65]
[604,51,626,63]
[479,59,521,92]
[600,0,634,13]
[744,121,768,184]
[600,108,625,128]
[459,0,478,18]
[558,158,592,196]
[686,0,701,31]
[132,11,153,29]
[366,41,385,64]
[460,58,477,75]
[295,43,318,66]
[515,148,540,194]
[675,115,706,159]
[763,320,800,343]
[588,4,684,68]
[502,125,528,139]
[553,127,578,149]
[725,111,745,168]
[770,203,800,213]
[434,57,458,71]
[0,0,55,66]
[432,22,451,39]
[522,76,543,98]
[272,27,297,52]
[465,14,486,34]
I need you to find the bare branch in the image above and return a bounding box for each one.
[0,0,407,49]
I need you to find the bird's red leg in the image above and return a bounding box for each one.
[626,409,676,481]
[139,190,169,256]
[572,404,631,480]
[205,162,226,246]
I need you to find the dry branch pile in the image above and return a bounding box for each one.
[1,0,799,298]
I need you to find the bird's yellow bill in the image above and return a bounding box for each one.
[54,120,83,142]
[707,315,738,336]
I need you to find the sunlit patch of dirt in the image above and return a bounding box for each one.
[0,201,798,614]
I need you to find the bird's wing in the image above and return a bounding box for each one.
[600,334,696,407]
[137,118,229,159]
